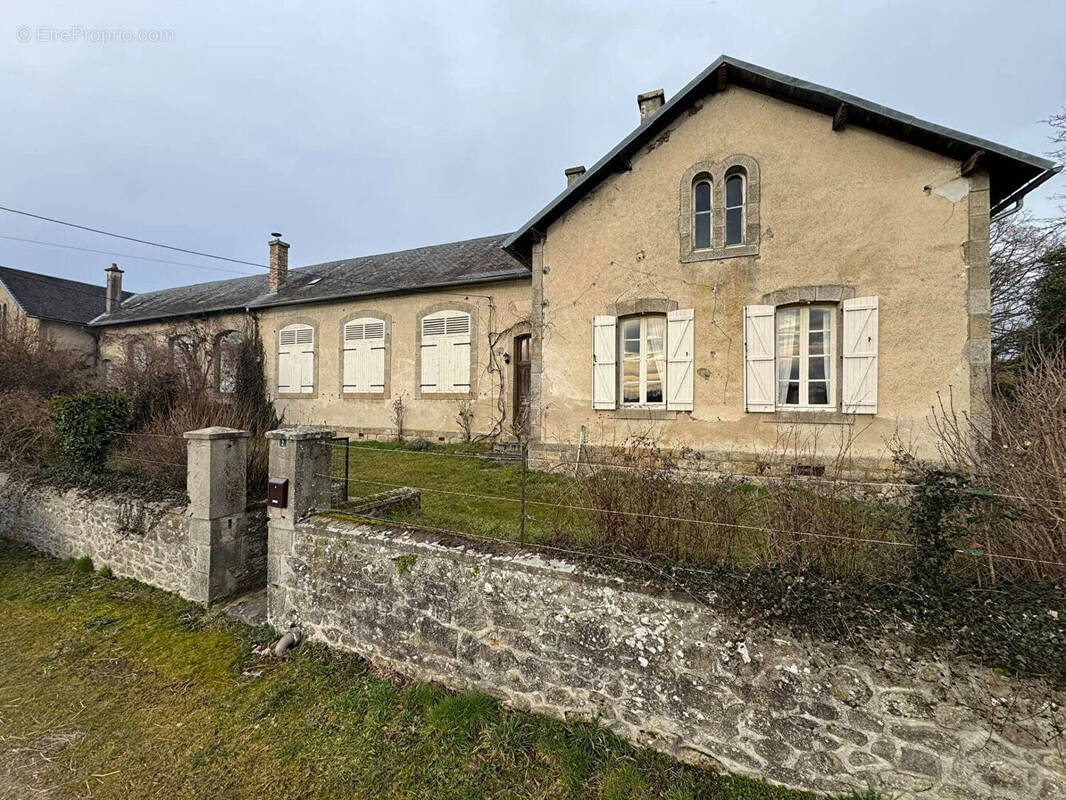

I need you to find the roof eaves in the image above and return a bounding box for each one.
[245,268,532,311]
[90,299,254,327]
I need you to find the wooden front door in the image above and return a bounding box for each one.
[513,334,531,436]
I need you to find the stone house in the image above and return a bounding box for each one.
[88,56,1058,469]
[0,263,130,359]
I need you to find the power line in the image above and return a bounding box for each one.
[0,234,259,276]
[0,204,268,269]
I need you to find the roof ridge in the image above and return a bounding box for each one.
[0,263,108,293]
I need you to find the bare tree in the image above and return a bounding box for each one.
[1048,107,1066,208]
[989,214,1065,365]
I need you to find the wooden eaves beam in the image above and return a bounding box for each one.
[960,149,985,177]
[832,102,848,132]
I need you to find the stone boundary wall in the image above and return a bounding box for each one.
[0,472,267,604]
[269,515,1066,800]
[0,473,194,600]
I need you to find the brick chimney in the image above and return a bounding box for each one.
[637,89,665,123]
[269,233,290,292]
[105,263,124,313]
[564,166,586,187]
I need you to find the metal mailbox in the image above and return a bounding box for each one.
[267,477,289,509]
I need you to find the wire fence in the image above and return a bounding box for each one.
[98,430,1066,582]
[323,439,1066,582]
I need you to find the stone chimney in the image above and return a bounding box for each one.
[269,233,290,292]
[105,263,124,313]
[564,166,586,187]
[637,89,665,123]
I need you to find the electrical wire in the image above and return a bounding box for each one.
[0,234,259,276]
[0,204,268,268]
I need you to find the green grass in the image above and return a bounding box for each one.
[0,538,875,800]
[338,440,584,542]
[335,440,908,580]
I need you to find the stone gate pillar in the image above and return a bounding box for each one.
[264,427,335,626]
[184,426,250,606]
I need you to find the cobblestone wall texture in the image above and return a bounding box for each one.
[270,516,1066,800]
[0,473,194,600]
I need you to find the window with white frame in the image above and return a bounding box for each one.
[776,306,834,408]
[619,315,667,406]
[277,323,315,394]
[342,317,386,394]
[592,310,694,412]
[420,310,471,394]
[692,177,712,250]
[745,298,878,414]
[724,171,746,246]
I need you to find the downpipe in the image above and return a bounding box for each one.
[274,628,302,658]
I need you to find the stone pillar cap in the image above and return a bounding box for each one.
[183,427,251,440]
[265,426,336,441]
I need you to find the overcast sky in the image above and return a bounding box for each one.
[1,0,1063,295]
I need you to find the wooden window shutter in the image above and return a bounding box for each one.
[666,309,695,411]
[343,318,386,394]
[277,326,296,393]
[842,297,878,414]
[446,313,471,393]
[744,305,775,412]
[592,315,617,409]
[295,326,315,393]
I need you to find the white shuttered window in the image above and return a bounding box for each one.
[420,311,471,394]
[841,297,878,414]
[342,318,386,394]
[591,311,694,411]
[278,323,315,394]
[743,305,776,412]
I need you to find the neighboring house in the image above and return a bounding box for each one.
[88,55,1059,470]
[0,263,130,360]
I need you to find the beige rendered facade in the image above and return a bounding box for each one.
[522,85,993,471]
[96,279,533,442]
[258,279,531,440]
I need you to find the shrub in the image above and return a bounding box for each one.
[0,389,56,467]
[110,329,278,497]
[0,319,93,396]
[931,346,1066,583]
[49,392,129,467]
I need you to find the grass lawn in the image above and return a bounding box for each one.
[336,441,907,579]
[0,539,876,800]
[338,440,586,542]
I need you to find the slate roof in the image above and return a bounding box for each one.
[0,265,131,327]
[92,233,528,327]
[504,54,1061,265]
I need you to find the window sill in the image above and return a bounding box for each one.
[418,391,476,401]
[341,391,390,401]
[607,408,678,421]
[276,391,318,400]
[760,410,857,425]
[681,244,758,263]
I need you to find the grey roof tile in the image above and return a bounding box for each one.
[93,233,527,326]
[0,265,133,326]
